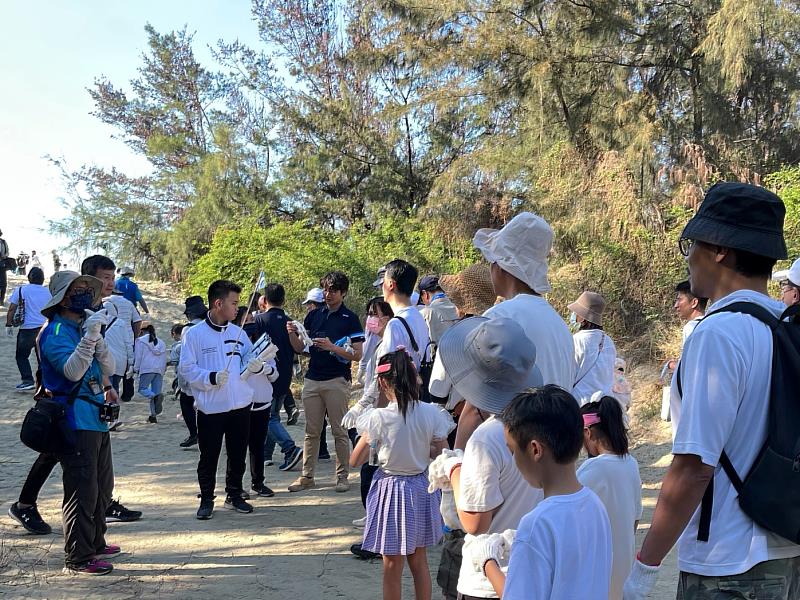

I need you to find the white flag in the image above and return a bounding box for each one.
[256,271,266,290]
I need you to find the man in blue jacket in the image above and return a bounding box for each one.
[38,270,119,575]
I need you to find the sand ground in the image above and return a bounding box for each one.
[0,275,679,599]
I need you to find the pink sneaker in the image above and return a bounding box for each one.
[95,544,121,558]
[63,558,114,575]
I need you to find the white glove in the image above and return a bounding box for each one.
[342,400,369,429]
[440,490,461,530]
[125,366,135,379]
[258,344,278,363]
[5,326,13,337]
[501,529,516,549]
[622,559,660,600]
[246,357,266,374]
[292,320,314,347]
[213,370,229,387]
[428,448,464,492]
[471,533,508,574]
[443,454,464,483]
[83,308,108,342]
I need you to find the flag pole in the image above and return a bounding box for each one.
[224,270,266,373]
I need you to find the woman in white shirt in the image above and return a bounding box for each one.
[577,394,642,600]
[569,291,617,405]
[352,349,455,600]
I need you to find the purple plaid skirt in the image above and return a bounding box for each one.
[362,469,443,556]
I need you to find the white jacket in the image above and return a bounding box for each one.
[180,316,266,415]
[103,294,142,376]
[134,334,168,375]
[246,357,279,410]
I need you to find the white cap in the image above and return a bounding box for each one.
[772,257,800,285]
[120,266,135,276]
[301,287,325,305]
[472,212,552,293]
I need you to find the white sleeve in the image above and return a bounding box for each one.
[431,407,456,441]
[503,522,554,600]
[458,438,505,513]
[133,339,143,372]
[9,287,20,305]
[179,333,215,391]
[428,352,451,398]
[672,326,747,466]
[381,319,407,355]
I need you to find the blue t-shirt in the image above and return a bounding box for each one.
[40,314,107,432]
[115,276,143,306]
[303,304,364,381]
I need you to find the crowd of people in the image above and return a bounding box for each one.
[2,181,800,599]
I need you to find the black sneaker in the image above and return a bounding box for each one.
[318,453,331,462]
[286,407,301,426]
[252,484,275,498]
[196,498,214,520]
[8,502,52,535]
[179,435,198,448]
[239,490,251,500]
[153,393,164,415]
[279,447,303,471]
[147,415,157,424]
[224,495,254,513]
[350,543,381,560]
[105,499,142,523]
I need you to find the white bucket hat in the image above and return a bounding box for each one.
[472,212,553,294]
[773,257,800,286]
[301,287,325,305]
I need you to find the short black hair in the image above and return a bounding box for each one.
[171,323,185,336]
[265,283,285,306]
[28,267,45,285]
[81,255,116,276]
[500,385,583,464]
[384,259,418,297]
[366,296,393,318]
[675,280,708,312]
[207,280,242,306]
[732,248,777,279]
[320,271,349,294]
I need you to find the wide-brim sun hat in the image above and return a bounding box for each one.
[567,291,607,326]
[681,182,787,260]
[438,315,543,415]
[41,271,103,319]
[472,211,553,294]
[440,263,497,316]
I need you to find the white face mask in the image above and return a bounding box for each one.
[568,312,580,333]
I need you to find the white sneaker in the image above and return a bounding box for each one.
[352,516,367,528]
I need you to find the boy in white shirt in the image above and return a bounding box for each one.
[625,183,800,599]
[474,385,612,599]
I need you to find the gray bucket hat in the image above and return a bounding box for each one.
[41,270,103,319]
[438,316,543,415]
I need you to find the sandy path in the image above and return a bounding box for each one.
[0,276,679,599]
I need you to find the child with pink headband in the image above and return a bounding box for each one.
[579,394,642,600]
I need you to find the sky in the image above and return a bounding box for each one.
[0,1,262,273]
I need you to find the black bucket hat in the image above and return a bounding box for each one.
[681,182,787,259]
[183,295,208,319]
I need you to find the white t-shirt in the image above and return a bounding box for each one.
[458,417,543,597]
[504,486,612,600]
[9,284,51,329]
[484,294,576,391]
[103,294,142,377]
[682,316,702,344]
[672,290,800,576]
[577,454,642,600]
[379,305,430,369]
[670,315,703,437]
[357,402,454,476]
[572,329,617,405]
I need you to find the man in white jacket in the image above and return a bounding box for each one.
[180,280,277,520]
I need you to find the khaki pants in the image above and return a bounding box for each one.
[301,377,350,480]
[677,556,800,600]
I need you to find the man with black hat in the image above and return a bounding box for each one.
[418,274,458,345]
[625,183,800,599]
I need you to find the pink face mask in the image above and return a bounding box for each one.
[366,315,382,333]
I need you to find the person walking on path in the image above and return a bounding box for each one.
[624,183,800,599]
[0,229,9,304]
[133,322,167,423]
[114,267,149,314]
[5,267,50,390]
[569,291,618,406]
[286,271,364,493]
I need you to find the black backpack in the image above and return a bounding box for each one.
[678,301,800,543]
[393,317,447,404]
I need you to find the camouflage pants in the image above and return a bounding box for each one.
[677,556,800,600]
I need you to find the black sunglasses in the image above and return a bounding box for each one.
[678,238,695,257]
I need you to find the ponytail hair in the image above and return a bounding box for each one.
[376,349,419,420]
[580,395,628,456]
[142,324,157,346]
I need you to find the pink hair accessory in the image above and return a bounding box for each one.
[376,363,392,374]
[583,413,601,427]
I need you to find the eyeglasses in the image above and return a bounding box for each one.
[678,238,695,257]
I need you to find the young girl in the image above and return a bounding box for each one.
[577,395,642,600]
[134,323,168,423]
[351,350,455,600]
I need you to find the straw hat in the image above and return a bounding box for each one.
[568,291,607,327]
[40,271,103,319]
[440,263,497,316]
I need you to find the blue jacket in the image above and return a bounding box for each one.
[115,276,143,306]
[40,314,107,432]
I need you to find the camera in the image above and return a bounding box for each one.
[99,403,120,422]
